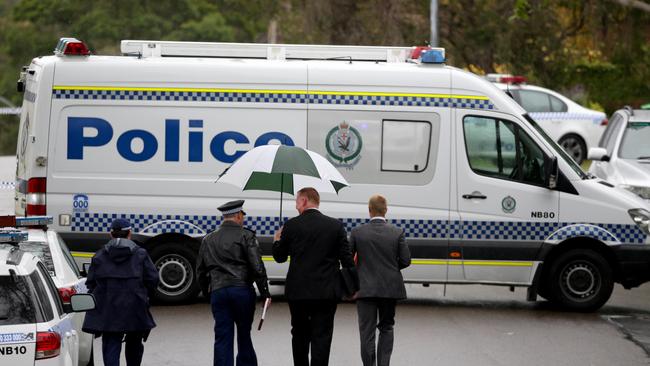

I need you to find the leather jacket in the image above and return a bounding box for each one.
[197,221,270,297]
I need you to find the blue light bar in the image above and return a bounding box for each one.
[0,230,28,243]
[421,49,446,64]
[15,216,53,227]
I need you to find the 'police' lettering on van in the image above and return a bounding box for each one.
[66,117,294,163]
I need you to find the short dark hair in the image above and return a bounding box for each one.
[297,187,320,205]
[110,229,130,238]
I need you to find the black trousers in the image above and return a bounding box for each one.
[357,298,397,366]
[288,299,338,366]
[102,332,147,366]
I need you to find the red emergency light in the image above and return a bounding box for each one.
[55,38,90,56]
[410,46,431,59]
[499,75,527,84]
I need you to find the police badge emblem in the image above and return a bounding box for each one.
[325,121,363,168]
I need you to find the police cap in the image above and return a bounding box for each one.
[110,218,132,231]
[218,200,246,215]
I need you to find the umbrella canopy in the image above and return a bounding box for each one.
[217,145,349,195]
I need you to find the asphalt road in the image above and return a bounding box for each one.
[2,155,650,365]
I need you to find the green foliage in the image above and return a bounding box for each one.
[0,0,648,154]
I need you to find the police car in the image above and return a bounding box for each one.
[0,229,95,366]
[488,74,607,164]
[588,107,650,202]
[13,38,650,311]
[0,216,94,366]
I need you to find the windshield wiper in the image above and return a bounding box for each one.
[637,156,650,160]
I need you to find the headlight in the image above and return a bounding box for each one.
[629,209,650,235]
[620,185,650,200]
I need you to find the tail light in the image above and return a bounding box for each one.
[600,117,608,126]
[36,332,61,359]
[26,177,46,216]
[58,286,77,304]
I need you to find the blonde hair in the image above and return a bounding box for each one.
[297,187,320,205]
[368,194,387,216]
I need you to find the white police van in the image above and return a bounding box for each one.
[0,229,95,366]
[14,38,650,311]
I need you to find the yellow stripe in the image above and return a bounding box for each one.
[412,259,533,267]
[52,85,489,101]
[71,252,94,258]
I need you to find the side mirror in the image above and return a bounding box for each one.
[545,156,558,190]
[588,147,610,162]
[70,293,96,312]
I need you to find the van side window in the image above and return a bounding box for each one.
[463,116,546,186]
[381,120,431,172]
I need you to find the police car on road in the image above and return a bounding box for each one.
[0,228,96,366]
[489,74,607,164]
[589,107,650,202]
[0,216,94,366]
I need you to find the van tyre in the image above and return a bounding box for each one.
[547,249,613,312]
[149,242,200,303]
[558,134,587,164]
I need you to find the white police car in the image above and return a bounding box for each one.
[0,216,94,366]
[588,107,650,202]
[489,74,607,164]
[0,229,96,366]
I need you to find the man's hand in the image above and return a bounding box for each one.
[273,225,283,242]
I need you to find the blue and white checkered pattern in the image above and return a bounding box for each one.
[0,181,14,191]
[72,213,648,244]
[52,89,309,104]
[529,112,605,124]
[51,88,496,111]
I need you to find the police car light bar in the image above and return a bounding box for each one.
[0,215,53,228]
[0,230,28,243]
[120,40,422,63]
[55,38,90,56]
[486,73,527,84]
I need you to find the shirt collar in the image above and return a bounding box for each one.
[370,216,387,222]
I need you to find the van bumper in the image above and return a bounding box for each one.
[614,245,650,289]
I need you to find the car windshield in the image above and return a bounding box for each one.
[619,122,650,159]
[19,241,55,276]
[523,114,588,179]
[0,274,37,325]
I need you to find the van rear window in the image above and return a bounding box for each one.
[0,275,37,325]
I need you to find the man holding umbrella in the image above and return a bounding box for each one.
[197,200,271,366]
[273,187,356,366]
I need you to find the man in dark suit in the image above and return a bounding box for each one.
[273,187,355,366]
[350,195,411,366]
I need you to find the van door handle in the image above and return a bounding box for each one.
[462,193,487,200]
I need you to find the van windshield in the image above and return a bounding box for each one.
[524,114,588,179]
[0,274,37,325]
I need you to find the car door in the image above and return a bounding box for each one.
[455,110,559,284]
[36,262,79,366]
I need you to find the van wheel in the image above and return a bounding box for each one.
[547,249,613,312]
[558,134,587,164]
[149,242,200,303]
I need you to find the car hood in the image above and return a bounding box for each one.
[614,159,650,186]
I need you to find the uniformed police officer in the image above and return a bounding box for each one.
[197,200,271,366]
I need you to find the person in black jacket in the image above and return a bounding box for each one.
[350,195,411,366]
[82,218,159,366]
[197,200,270,366]
[273,187,356,366]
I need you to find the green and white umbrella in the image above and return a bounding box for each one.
[217,145,349,219]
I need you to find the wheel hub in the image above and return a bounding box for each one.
[562,263,598,299]
[156,254,193,296]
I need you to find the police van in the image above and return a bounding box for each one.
[0,229,95,366]
[14,38,650,311]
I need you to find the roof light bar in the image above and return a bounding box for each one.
[486,73,527,84]
[55,37,90,56]
[0,230,28,243]
[420,49,446,64]
[15,216,53,227]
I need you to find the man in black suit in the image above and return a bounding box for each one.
[273,187,355,366]
[350,195,411,366]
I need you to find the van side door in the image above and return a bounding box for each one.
[455,110,559,284]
